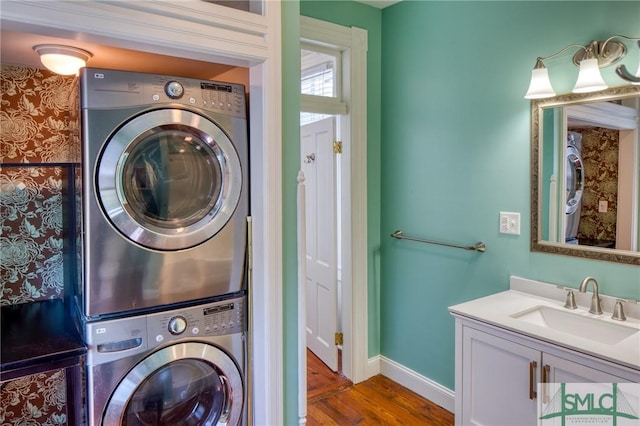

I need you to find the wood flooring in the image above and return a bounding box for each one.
[306,350,455,425]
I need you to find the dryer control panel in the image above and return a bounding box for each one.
[147,295,246,344]
[80,67,247,118]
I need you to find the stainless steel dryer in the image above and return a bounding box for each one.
[78,68,248,318]
[85,295,246,426]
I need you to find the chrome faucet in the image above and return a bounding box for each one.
[579,276,603,315]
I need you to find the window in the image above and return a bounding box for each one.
[301,52,335,97]
[300,45,344,125]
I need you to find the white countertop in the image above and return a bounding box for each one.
[448,276,640,370]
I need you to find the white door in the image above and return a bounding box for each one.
[301,117,338,371]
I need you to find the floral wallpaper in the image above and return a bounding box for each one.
[0,369,68,426]
[1,166,66,304]
[571,127,619,243]
[1,65,76,425]
[1,66,76,163]
[1,65,75,306]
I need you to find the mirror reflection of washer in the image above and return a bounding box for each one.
[79,68,248,318]
[85,296,246,426]
[565,131,584,244]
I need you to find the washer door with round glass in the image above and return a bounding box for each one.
[104,342,244,426]
[97,108,242,251]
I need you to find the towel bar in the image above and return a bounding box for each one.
[390,230,486,253]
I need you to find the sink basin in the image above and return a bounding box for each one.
[510,305,639,345]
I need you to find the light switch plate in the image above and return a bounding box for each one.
[500,212,521,235]
[598,200,608,213]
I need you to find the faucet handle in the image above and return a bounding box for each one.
[611,298,638,321]
[564,290,577,310]
[557,286,577,309]
[612,299,627,321]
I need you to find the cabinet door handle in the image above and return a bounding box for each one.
[542,364,551,403]
[529,361,537,400]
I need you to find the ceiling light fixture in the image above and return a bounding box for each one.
[524,35,640,99]
[33,44,92,76]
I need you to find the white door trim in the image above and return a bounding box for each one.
[1,2,283,425]
[299,16,369,389]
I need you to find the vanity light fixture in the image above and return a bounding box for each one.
[615,41,640,85]
[524,35,640,99]
[33,44,92,76]
[571,57,608,93]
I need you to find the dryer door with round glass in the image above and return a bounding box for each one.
[97,109,242,251]
[103,342,244,426]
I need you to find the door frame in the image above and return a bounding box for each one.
[299,14,369,387]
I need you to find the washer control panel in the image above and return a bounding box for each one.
[84,296,246,366]
[147,296,246,344]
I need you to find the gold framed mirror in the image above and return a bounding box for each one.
[531,85,640,265]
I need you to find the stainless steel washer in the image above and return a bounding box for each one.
[78,68,249,318]
[85,295,246,426]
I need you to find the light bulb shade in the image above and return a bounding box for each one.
[524,67,556,99]
[33,44,92,75]
[572,58,608,93]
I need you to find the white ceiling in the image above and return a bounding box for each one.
[354,0,402,8]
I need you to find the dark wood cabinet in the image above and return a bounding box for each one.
[1,299,86,425]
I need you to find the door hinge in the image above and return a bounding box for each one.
[335,332,343,346]
[333,141,342,154]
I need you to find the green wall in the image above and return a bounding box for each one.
[282,2,301,425]
[380,1,640,391]
[283,0,640,422]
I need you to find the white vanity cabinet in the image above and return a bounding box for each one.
[455,317,640,426]
[459,325,539,425]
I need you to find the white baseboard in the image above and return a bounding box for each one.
[367,355,455,413]
[366,354,381,379]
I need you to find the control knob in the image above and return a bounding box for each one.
[168,316,187,335]
[165,81,184,99]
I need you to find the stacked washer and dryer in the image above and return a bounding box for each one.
[75,68,249,425]
[565,131,584,245]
